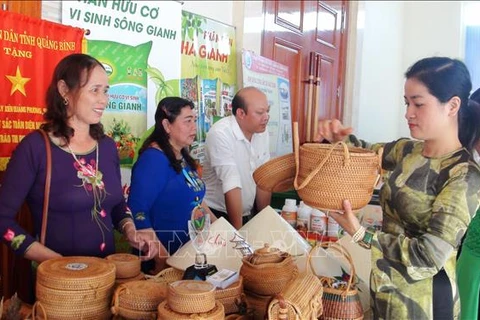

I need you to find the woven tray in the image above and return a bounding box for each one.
[168,280,216,314]
[36,256,116,291]
[253,153,295,192]
[216,276,244,315]
[157,300,224,320]
[106,253,141,279]
[111,280,168,313]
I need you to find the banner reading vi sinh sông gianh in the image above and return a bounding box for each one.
[62,1,182,168]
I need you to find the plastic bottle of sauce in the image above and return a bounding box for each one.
[296,201,312,233]
[281,198,298,228]
[310,209,328,237]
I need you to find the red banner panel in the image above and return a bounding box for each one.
[0,11,84,170]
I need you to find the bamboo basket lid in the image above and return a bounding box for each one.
[112,280,168,313]
[106,253,141,279]
[157,300,225,320]
[115,272,145,285]
[36,256,116,291]
[168,280,216,314]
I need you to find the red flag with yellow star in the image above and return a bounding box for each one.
[0,11,84,170]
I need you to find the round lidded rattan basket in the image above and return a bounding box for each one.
[293,122,381,211]
[106,253,141,279]
[157,300,225,320]
[33,256,116,320]
[167,280,216,314]
[240,244,298,296]
[111,280,168,319]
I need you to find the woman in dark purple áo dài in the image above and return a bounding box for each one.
[0,54,158,264]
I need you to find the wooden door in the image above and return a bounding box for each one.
[262,0,348,143]
[0,0,41,17]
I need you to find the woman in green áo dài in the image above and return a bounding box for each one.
[457,88,480,320]
[316,57,480,319]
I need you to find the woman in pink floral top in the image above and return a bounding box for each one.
[0,54,158,263]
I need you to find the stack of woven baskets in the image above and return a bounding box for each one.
[147,267,245,316]
[106,253,144,286]
[111,280,168,319]
[240,244,298,320]
[33,256,116,319]
[157,280,225,319]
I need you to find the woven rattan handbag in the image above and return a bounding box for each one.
[267,271,323,320]
[293,122,381,211]
[311,242,364,320]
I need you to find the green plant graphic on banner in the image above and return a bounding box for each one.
[146,66,179,107]
[182,11,207,41]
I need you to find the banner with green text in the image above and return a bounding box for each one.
[0,10,84,170]
[62,0,182,167]
[180,11,236,165]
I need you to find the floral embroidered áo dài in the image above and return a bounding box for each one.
[69,143,109,251]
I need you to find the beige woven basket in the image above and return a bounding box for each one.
[253,153,295,192]
[293,122,381,211]
[33,256,115,320]
[145,267,184,284]
[167,280,216,314]
[267,272,323,320]
[240,247,298,296]
[36,256,116,290]
[111,280,168,318]
[106,253,141,279]
[216,276,245,315]
[115,272,145,285]
[157,300,224,320]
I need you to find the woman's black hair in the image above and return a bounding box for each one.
[40,53,105,144]
[405,57,480,151]
[139,97,197,173]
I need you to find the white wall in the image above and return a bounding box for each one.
[354,1,464,142]
[354,1,405,142]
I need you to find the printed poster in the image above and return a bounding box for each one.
[62,1,182,167]
[242,49,293,157]
[180,11,237,165]
[0,10,84,170]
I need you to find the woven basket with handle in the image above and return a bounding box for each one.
[145,267,184,284]
[310,242,364,320]
[293,122,381,211]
